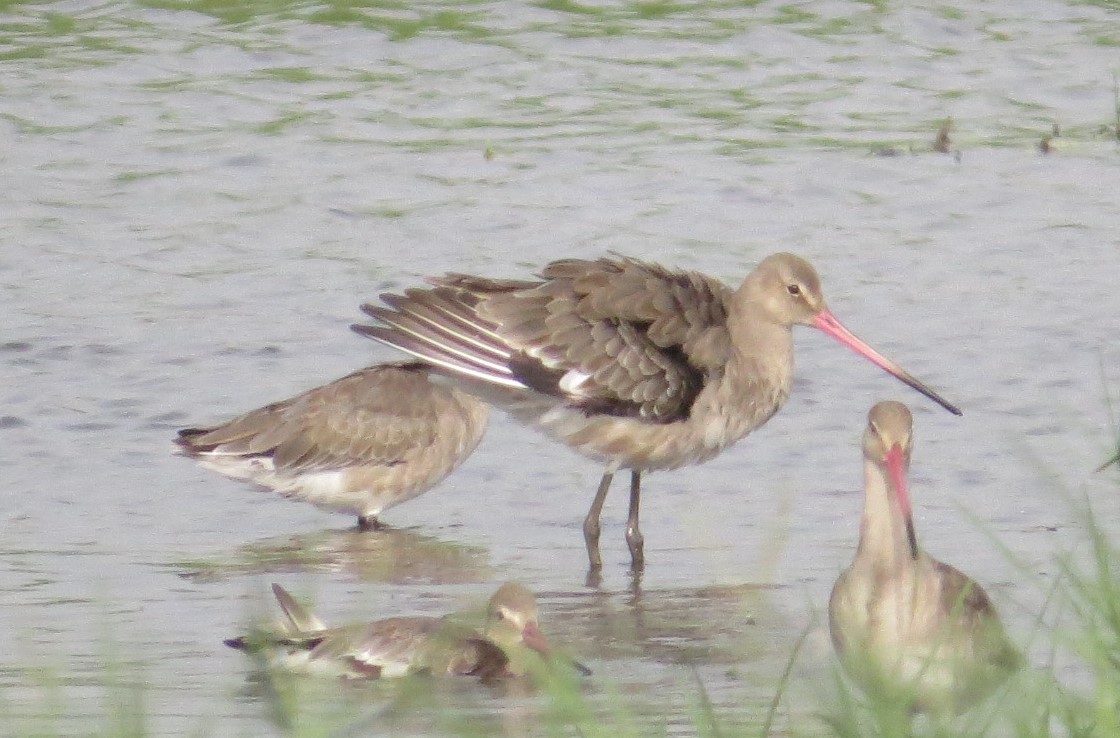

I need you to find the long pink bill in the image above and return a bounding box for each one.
[522,622,592,676]
[885,443,919,560]
[813,310,962,417]
[520,621,553,657]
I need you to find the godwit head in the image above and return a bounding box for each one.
[743,255,960,416]
[483,583,550,657]
[862,400,918,558]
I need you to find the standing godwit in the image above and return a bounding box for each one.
[353,253,960,570]
[225,582,588,680]
[828,401,1020,715]
[176,362,488,530]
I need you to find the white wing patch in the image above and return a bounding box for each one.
[558,370,591,395]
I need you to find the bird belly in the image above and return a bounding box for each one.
[530,405,754,471]
[831,565,999,714]
[476,369,783,472]
[195,457,402,519]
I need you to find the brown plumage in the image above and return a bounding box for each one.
[225,582,587,681]
[176,362,489,529]
[829,401,1021,715]
[354,253,960,570]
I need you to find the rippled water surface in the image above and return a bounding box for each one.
[3,0,1119,734]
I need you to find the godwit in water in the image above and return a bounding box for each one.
[829,401,1020,715]
[176,362,488,530]
[353,253,960,570]
[225,582,588,680]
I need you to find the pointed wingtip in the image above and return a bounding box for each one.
[172,429,209,457]
[350,322,419,358]
[271,583,327,633]
[174,426,206,446]
[350,322,377,339]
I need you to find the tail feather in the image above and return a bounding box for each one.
[271,583,327,633]
[176,426,257,458]
[175,428,207,454]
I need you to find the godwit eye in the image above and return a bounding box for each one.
[787,284,801,296]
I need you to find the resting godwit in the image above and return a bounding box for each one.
[353,253,960,570]
[829,401,1020,715]
[225,582,588,680]
[176,362,488,530]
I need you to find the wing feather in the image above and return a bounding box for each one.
[176,364,463,473]
[357,256,732,423]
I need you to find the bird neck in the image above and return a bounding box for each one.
[485,628,540,677]
[856,458,915,571]
[725,290,794,392]
[484,619,518,646]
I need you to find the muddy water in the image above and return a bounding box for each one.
[2,0,1118,734]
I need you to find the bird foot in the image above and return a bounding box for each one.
[357,515,385,532]
[625,526,644,571]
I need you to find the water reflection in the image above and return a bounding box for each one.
[175,527,492,585]
[550,582,783,667]
[232,666,558,738]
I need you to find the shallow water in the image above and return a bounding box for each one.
[2,0,1119,734]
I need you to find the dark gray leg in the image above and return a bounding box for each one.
[583,471,614,571]
[624,471,644,571]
